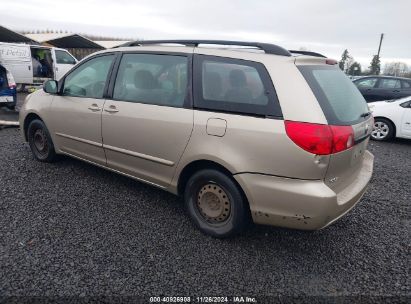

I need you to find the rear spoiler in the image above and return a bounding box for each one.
[289,50,327,58]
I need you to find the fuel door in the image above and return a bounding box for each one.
[206,118,227,137]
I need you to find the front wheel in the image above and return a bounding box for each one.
[371,118,395,141]
[27,119,58,162]
[184,169,250,238]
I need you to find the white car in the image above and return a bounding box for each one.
[369,96,411,141]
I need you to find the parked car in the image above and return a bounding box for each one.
[19,40,374,237]
[348,75,363,81]
[0,43,78,92]
[353,75,411,102]
[0,64,17,110]
[369,96,411,141]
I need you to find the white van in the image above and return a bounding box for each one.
[0,43,78,91]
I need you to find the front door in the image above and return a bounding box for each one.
[102,53,193,188]
[54,49,77,80]
[400,101,411,138]
[49,54,115,164]
[354,77,378,102]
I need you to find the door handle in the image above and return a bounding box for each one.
[104,105,119,113]
[88,104,101,111]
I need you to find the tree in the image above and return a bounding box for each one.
[369,55,381,75]
[383,62,409,77]
[348,62,362,76]
[339,49,349,71]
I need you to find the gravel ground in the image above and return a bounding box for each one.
[0,127,410,301]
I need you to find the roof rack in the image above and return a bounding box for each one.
[289,50,327,58]
[117,40,292,57]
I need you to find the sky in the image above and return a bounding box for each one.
[1,0,410,69]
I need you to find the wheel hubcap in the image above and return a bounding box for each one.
[372,121,389,139]
[197,183,231,223]
[33,129,48,155]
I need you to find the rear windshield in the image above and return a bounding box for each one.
[298,65,369,125]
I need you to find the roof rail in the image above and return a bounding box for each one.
[289,50,327,58]
[117,40,292,57]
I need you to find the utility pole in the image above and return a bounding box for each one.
[377,33,384,57]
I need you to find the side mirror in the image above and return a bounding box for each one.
[400,101,411,108]
[43,80,58,94]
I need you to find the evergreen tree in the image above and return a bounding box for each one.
[369,55,381,75]
[348,62,362,76]
[339,49,349,71]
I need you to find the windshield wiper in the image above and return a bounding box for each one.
[360,111,372,118]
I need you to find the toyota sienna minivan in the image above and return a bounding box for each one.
[19,40,374,237]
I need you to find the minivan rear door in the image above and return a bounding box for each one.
[298,64,373,193]
[102,52,194,188]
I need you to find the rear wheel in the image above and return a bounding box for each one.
[371,118,395,141]
[184,169,250,238]
[27,119,57,162]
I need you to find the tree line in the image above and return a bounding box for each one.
[19,29,135,41]
[338,49,410,78]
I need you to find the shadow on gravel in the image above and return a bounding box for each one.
[53,153,359,252]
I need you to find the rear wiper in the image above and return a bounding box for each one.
[360,111,372,118]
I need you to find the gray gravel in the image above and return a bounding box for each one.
[0,127,410,300]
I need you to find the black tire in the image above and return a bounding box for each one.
[27,119,57,162]
[371,118,395,141]
[184,169,250,238]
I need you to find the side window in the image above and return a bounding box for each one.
[55,50,76,65]
[378,79,401,89]
[355,78,378,88]
[63,55,114,98]
[194,55,281,117]
[401,81,411,89]
[113,53,188,107]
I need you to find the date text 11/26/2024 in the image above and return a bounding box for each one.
[149,296,257,303]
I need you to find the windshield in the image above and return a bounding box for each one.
[298,65,369,125]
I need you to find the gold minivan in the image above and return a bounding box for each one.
[19,40,374,237]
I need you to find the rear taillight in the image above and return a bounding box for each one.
[326,58,338,65]
[6,71,16,89]
[285,121,354,155]
[329,125,354,153]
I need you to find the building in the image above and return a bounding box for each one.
[0,25,132,60]
[25,33,104,59]
[0,25,36,43]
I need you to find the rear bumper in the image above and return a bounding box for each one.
[0,88,17,106]
[234,151,374,230]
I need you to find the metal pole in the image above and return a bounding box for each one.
[377,33,384,57]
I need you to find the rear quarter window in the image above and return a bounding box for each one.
[193,55,282,117]
[298,65,369,125]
